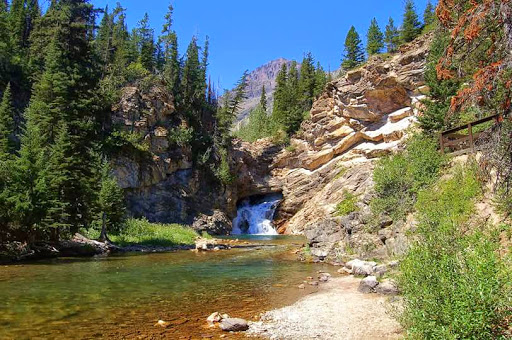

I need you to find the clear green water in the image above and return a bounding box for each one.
[0,236,327,339]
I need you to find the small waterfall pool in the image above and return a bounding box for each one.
[232,193,283,235]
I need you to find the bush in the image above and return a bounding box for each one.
[399,165,512,339]
[168,126,194,147]
[335,190,359,216]
[371,134,444,220]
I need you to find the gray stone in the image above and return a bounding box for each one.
[219,318,249,332]
[374,264,388,277]
[376,279,399,295]
[358,276,379,294]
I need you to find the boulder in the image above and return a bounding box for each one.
[219,318,249,332]
[376,279,399,295]
[346,259,376,277]
[358,276,379,294]
[207,312,223,325]
[388,107,413,123]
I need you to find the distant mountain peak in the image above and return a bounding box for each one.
[232,58,298,123]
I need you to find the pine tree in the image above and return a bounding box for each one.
[95,5,114,72]
[97,161,125,238]
[0,1,10,85]
[401,0,422,43]
[366,18,384,56]
[161,4,180,98]
[342,26,365,70]
[215,71,248,148]
[271,63,288,129]
[299,52,316,110]
[181,37,202,120]
[23,0,101,234]
[260,85,267,113]
[136,13,155,71]
[0,83,15,159]
[423,0,435,28]
[385,17,400,53]
[314,62,327,98]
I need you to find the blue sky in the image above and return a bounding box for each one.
[90,0,434,89]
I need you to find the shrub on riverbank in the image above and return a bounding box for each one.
[371,134,444,221]
[399,165,512,339]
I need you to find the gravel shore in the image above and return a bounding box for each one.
[247,276,402,340]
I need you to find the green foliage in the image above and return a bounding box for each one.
[384,17,400,53]
[111,218,199,247]
[335,190,359,216]
[372,134,445,220]
[168,126,194,147]
[109,129,149,152]
[215,148,233,186]
[423,0,436,30]
[96,162,126,234]
[399,165,512,339]
[401,0,422,43]
[0,83,15,158]
[366,18,384,56]
[342,26,365,70]
[419,30,461,133]
[135,13,155,72]
[234,105,272,142]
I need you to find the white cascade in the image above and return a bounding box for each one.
[232,194,282,235]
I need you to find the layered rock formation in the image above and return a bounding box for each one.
[264,33,433,260]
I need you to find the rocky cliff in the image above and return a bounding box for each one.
[258,33,434,261]
[110,84,232,234]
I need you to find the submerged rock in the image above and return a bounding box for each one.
[219,318,249,332]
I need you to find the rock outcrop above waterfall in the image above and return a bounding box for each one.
[110,84,231,232]
[266,33,433,260]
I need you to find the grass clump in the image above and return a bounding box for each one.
[335,190,359,216]
[371,134,445,221]
[109,218,202,247]
[399,165,512,339]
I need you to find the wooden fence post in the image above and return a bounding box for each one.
[468,123,475,153]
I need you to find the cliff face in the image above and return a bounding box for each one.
[262,34,433,260]
[110,84,232,234]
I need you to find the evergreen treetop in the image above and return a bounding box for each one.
[384,17,400,53]
[366,18,384,56]
[401,0,422,43]
[342,26,365,70]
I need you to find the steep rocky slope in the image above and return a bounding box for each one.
[259,34,434,261]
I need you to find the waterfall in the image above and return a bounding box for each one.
[232,194,282,235]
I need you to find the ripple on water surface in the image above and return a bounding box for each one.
[0,236,329,339]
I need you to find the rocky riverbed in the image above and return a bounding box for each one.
[248,275,402,340]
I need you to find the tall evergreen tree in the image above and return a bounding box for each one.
[342,26,365,70]
[385,17,400,53]
[0,0,10,87]
[95,5,114,73]
[0,83,15,159]
[181,36,203,121]
[366,18,384,56]
[423,0,436,28]
[161,4,180,98]
[401,0,422,43]
[136,13,155,71]
[260,85,267,113]
[314,62,327,98]
[299,52,316,110]
[271,63,288,129]
[23,0,101,233]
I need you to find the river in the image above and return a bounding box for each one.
[0,236,328,339]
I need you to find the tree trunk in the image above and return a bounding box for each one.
[98,212,112,243]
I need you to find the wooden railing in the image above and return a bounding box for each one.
[440,114,503,155]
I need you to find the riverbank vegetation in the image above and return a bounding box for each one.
[84,218,204,247]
